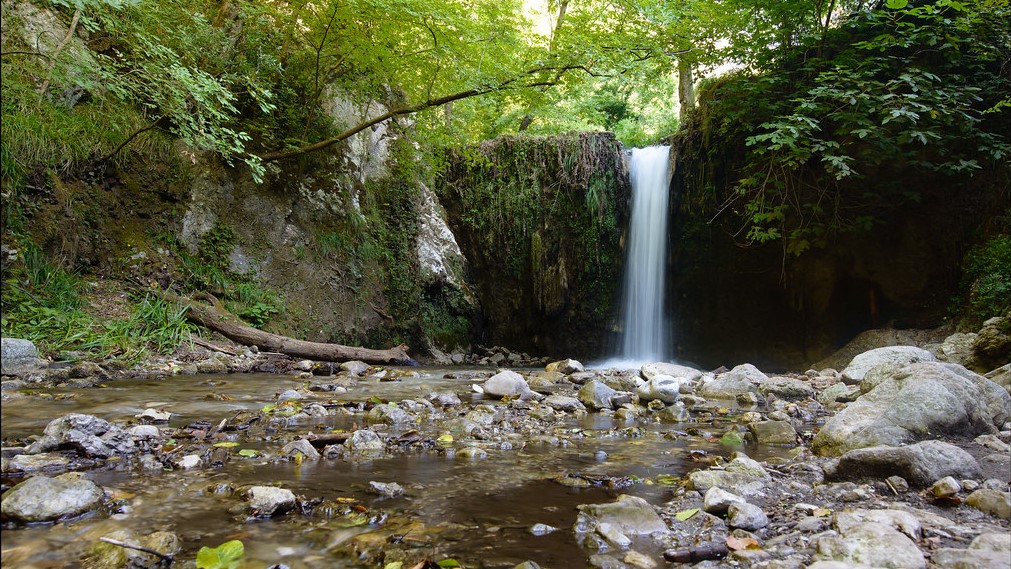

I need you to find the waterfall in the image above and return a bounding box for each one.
[614,145,672,365]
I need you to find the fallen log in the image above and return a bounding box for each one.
[166,292,416,366]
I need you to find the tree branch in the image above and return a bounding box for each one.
[256,63,588,162]
[38,7,81,97]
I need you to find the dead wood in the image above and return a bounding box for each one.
[165,292,415,366]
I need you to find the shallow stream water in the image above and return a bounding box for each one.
[1,369,794,568]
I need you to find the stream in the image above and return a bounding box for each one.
[1,367,800,569]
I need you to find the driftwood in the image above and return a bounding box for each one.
[166,292,415,366]
[663,543,729,563]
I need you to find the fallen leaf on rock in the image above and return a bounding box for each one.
[675,508,699,521]
[726,535,761,551]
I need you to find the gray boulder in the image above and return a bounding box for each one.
[698,364,767,399]
[965,489,1011,520]
[578,380,624,411]
[1,337,46,375]
[640,362,703,382]
[747,420,798,445]
[1,473,105,523]
[841,346,936,383]
[574,494,668,550]
[482,370,539,400]
[636,374,687,404]
[812,362,1010,456]
[758,376,814,400]
[824,440,981,487]
[814,509,926,569]
[26,414,136,458]
[245,485,296,517]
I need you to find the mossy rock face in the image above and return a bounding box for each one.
[436,132,630,358]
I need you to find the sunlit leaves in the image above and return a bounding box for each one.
[195,540,244,569]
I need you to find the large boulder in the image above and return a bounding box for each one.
[636,374,688,404]
[813,362,1010,456]
[26,414,136,458]
[698,364,767,399]
[482,370,539,400]
[1,474,105,523]
[640,362,703,382]
[574,494,669,550]
[841,346,936,383]
[1,338,46,376]
[974,314,1011,370]
[823,440,982,487]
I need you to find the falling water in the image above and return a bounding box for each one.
[616,145,672,364]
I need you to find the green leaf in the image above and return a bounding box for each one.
[195,540,244,569]
[213,442,239,448]
[238,449,258,457]
[655,474,679,486]
[885,0,909,9]
[437,559,462,569]
[675,508,700,521]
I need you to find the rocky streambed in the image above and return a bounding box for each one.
[1,334,1010,569]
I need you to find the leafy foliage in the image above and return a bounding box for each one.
[954,232,1011,326]
[678,0,1010,256]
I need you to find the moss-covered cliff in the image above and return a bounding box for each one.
[436,132,629,359]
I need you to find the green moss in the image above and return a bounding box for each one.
[953,230,1011,328]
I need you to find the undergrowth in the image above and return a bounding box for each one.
[1,244,196,362]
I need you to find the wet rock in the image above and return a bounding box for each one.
[579,380,623,411]
[727,502,768,531]
[699,364,766,399]
[544,394,586,413]
[965,488,1011,520]
[818,383,861,405]
[812,362,1010,455]
[136,408,172,423]
[653,404,690,423]
[246,485,296,517]
[427,391,462,407]
[1,473,105,523]
[824,440,981,488]
[27,413,136,458]
[759,376,814,400]
[841,346,936,383]
[85,529,181,569]
[931,548,1010,569]
[69,360,106,379]
[687,455,769,497]
[368,481,404,497]
[277,389,302,402]
[340,360,370,376]
[482,369,540,400]
[928,476,961,498]
[196,357,229,374]
[5,452,72,474]
[575,494,669,550]
[173,454,201,469]
[530,523,557,536]
[347,429,386,456]
[747,420,798,445]
[457,446,488,459]
[641,362,704,383]
[815,517,925,568]
[547,359,584,374]
[366,403,414,425]
[702,487,746,515]
[636,375,686,405]
[281,439,320,461]
[1,337,46,375]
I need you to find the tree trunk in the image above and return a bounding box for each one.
[167,293,416,365]
[678,59,695,111]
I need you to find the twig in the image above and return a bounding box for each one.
[99,537,174,565]
[190,336,236,355]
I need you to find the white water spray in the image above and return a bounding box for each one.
[614,145,672,365]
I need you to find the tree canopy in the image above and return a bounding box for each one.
[1,0,1008,193]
